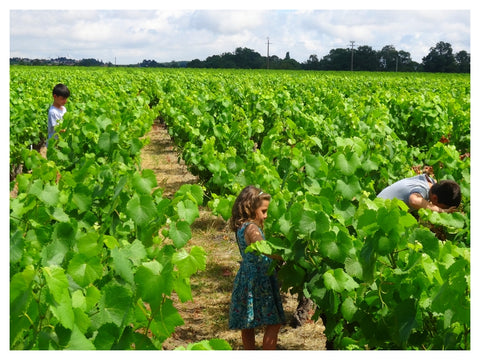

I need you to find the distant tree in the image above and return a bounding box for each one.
[319,48,350,70]
[217,52,236,68]
[396,50,416,72]
[130,41,468,72]
[139,59,160,67]
[269,55,281,63]
[78,58,103,66]
[422,41,457,73]
[204,54,226,68]
[268,53,301,70]
[455,50,470,73]
[32,59,44,66]
[187,59,203,68]
[234,47,263,68]
[355,45,379,71]
[379,45,398,71]
[304,54,321,70]
[281,58,302,70]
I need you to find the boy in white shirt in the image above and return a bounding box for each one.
[47,83,70,147]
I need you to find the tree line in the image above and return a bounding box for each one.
[10,41,469,73]
[187,41,469,73]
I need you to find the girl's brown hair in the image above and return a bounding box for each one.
[229,185,271,232]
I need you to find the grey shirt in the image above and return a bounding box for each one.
[377,174,435,208]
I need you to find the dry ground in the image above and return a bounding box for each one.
[140,119,327,350]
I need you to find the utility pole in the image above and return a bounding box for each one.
[266,37,271,69]
[349,41,356,71]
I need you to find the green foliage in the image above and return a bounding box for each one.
[175,338,232,350]
[155,69,470,349]
[11,67,470,350]
[10,67,208,350]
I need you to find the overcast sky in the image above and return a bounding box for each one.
[9,1,472,65]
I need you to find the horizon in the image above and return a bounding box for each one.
[10,9,470,66]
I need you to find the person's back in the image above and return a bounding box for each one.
[377,174,433,206]
[377,174,461,213]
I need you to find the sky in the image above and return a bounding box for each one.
[8,1,472,65]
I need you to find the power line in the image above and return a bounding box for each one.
[349,41,356,71]
[266,37,272,69]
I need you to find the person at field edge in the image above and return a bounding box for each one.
[228,185,286,350]
[47,83,70,148]
[377,173,461,213]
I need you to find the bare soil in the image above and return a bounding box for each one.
[140,120,327,350]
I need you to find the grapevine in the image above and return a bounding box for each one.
[10,67,470,350]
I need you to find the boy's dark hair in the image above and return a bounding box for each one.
[431,180,461,207]
[53,83,70,98]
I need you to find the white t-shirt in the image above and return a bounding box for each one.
[47,105,66,140]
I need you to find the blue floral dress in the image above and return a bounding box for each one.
[228,222,286,330]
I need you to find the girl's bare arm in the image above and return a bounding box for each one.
[245,224,282,261]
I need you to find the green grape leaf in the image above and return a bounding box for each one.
[149,298,184,343]
[72,184,93,213]
[336,178,361,200]
[52,207,69,222]
[77,232,101,257]
[344,256,363,279]
[175,184,204,204]
[91,283,133,328]
[393,298,418,345]
[94,323,120,350]
[132,169,157,194]
[413,228,440,259]
[85,285,101,312]
[10,265,35,305]
[67,254,103,287]
[334,152,361,176]
[377,207,400,233]
[39,183,59,207]
[173,276,193,302]
[319,230,353,263]
[122,240,147,266]
[209,196,233,220]
[111,247,134,284]
[98,130,119,152]
[41,239,69,267]
[135,260,174,306]
[323,268,359,293]
[169,220,192,248]
[172,246,206,278]
[177,339,232,350]
[305,153,327,178]
[341,297,357,322]
[126,194,157,226]
[177,199,200,225]
[43,266,74,329]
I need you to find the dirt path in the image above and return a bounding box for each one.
[141,119,327,350]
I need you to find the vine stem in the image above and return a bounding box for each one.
[388,252,397,269]
[144,296,166,337]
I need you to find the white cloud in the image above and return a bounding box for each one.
[190,10,268,34]
[9,9,470,64]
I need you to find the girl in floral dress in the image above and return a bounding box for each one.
[228,186,285,350]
